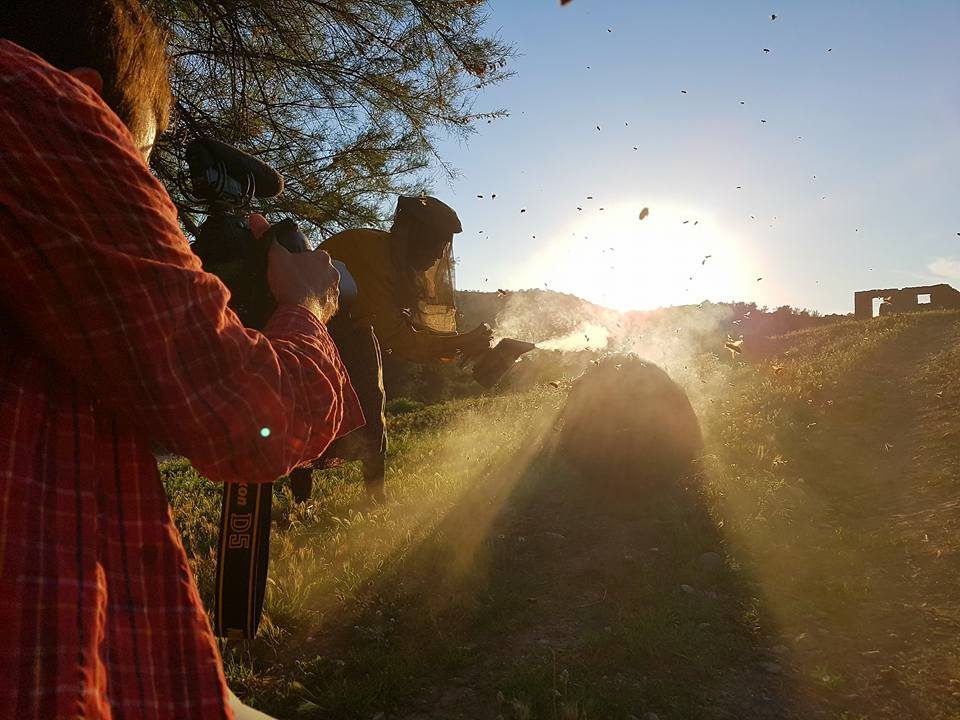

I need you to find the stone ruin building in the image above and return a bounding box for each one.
[854,283,960,319]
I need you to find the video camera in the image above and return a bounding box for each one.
[185,137,355,329]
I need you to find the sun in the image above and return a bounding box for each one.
[518,200,757,311]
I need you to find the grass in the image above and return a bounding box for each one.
[162,310,960,719]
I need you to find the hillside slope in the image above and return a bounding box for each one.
[721,310,960,718]
[163,311,960,719]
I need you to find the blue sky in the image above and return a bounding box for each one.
[432,0,960,314]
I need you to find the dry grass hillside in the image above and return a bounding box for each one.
[162,310,960,719]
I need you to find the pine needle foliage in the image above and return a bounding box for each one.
[148,0,512,234]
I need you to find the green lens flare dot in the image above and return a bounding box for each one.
[260,427,271,438]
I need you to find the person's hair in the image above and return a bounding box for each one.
[1,0,172,141]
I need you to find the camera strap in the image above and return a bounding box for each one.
[213,481,273,639]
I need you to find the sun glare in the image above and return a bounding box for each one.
[520,202,758,312]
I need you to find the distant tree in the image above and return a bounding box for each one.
[147,0,512,236]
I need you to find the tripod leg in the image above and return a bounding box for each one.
[290,466,313,503]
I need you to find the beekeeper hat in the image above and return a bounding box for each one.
[394,195,462,235]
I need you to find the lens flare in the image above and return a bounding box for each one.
[520,200,759,311]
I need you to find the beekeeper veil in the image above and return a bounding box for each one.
[391,195,462,334]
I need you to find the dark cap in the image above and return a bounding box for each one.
[395,195,462,235]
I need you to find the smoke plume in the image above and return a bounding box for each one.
[492,290,737,412]
[536,322,611,352]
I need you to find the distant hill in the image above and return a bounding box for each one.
[456,288,849,348]
[383,288,851,404]
[456,288,613,341]
[446,288,854,400]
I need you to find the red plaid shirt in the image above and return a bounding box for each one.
[0,41,363,719]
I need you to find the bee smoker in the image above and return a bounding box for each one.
[465,337,536,388]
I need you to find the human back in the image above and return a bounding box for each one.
[0,3,361,718]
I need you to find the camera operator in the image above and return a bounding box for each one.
[0,2,363,718]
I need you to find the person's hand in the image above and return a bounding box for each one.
[248,213,271,240]
[266,241,340,325]
[250,214,340,324]
[456,323,494,359]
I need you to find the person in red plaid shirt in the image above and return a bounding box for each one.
[0,2,365,718]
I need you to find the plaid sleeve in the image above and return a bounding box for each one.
[0,43,363,484]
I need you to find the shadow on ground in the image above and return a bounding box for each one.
[420,453,804,719]
[285,427,806,719]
